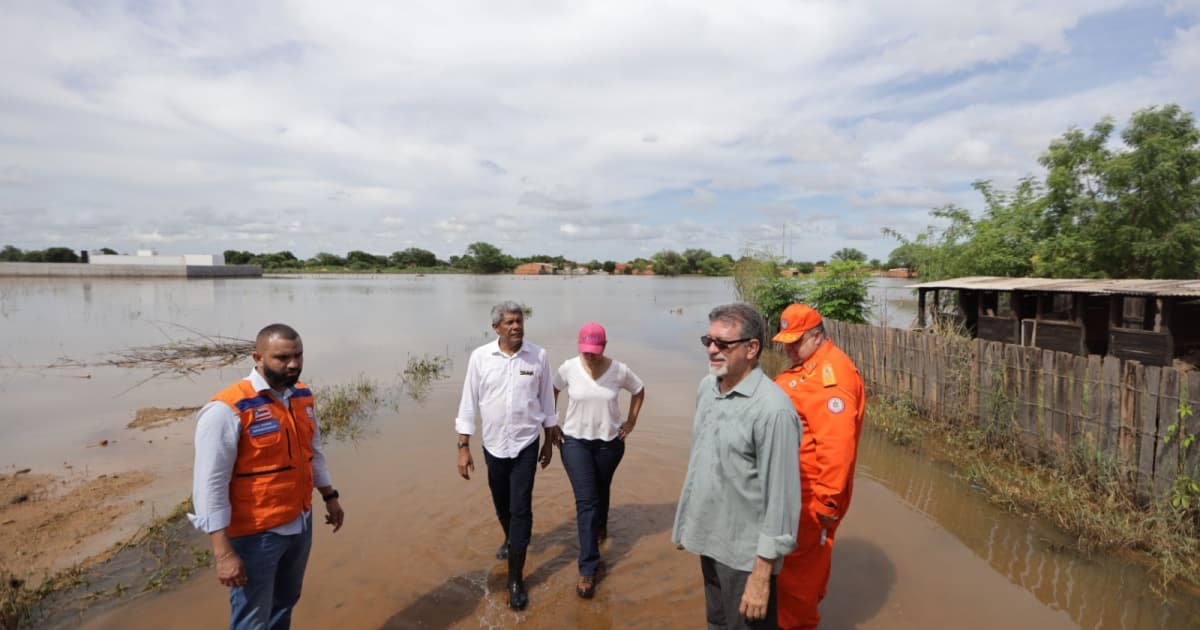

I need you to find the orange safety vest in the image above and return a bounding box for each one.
[213,379,316,537]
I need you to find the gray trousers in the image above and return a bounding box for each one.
[701,556,779,630]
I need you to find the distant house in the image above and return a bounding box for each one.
[910,276,1200,367]
[514,262,556,275]
[614,262,631,274]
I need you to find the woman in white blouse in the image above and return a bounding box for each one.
[553,322,645,599]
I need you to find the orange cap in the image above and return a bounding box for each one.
[772,303,822,343]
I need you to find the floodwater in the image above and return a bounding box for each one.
[0,274,1194,629]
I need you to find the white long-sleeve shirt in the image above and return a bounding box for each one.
[188,368,333,535]
[454,339,558,458]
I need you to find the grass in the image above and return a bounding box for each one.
[870,394,1200,593]
[399,354,452,403]
[314,375,384,443]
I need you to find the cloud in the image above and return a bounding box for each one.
[0,1,1195,262]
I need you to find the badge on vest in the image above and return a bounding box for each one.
[249,418,281,436]
[827,397,845,413]
[253,406,272,421]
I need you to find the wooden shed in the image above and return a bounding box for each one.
[909,277,1200,367]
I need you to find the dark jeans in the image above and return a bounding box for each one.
[227,514,313,630]
[561,435,625,576]
[701,555,778,630]
[484,438,539,553]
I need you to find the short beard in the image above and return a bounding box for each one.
[708,364,728,378]
[262,364,300,390]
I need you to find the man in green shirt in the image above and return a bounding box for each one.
[673,302,802,630]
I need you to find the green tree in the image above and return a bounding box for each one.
[802,260,871,323]
[698,256,732,276]
[41,247,79,262]
[602,260,617,273]
[465,242,510,273]
[99,247,118,255]
[793,261,815,274]
[681,248,714,274]
[389,247,439,268]
[830,247,867,263]
[652,250,685,276]
[1039,104,1200,278]
[1,245,23,261]
[307,252,346,267]
[224,250,255,265]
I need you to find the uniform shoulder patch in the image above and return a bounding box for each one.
[821,363,837,387]
[827,397,845,413]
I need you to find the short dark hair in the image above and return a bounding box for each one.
[708,302,766,349]
[256,323,300,346]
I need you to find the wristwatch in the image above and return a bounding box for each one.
[457,441,470,449]
[321,489,340,502]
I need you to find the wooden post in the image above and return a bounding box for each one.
[918,290,926,329]
[1073,294,1086,355]
[1162,299,1174,362]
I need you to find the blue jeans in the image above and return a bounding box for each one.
[227,514,313,630]
[484,438,539,553]
[561,435,625,576]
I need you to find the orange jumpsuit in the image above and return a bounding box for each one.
[773,339,865,630]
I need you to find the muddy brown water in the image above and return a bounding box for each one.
[1,275,1196,628]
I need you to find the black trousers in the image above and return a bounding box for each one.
[484,438,539,553]
[701,555,779,630]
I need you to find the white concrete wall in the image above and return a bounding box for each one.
[91,254,224,266]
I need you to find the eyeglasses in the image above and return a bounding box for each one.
[700,335,754,351]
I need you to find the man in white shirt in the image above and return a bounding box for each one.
[455,301,558,611]
[189,323,345,629]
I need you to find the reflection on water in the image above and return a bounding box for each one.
[858,423,1200,629]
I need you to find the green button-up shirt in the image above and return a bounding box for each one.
[671,366,802,573]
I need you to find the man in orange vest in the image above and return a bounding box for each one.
[771,304,865,630]
[189,323,345,629]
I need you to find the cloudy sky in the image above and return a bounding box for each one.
[2,1,1199,263]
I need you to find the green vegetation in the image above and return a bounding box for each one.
[399,354,453,403]
[314,375,384,443]
[0,245,84,263]
[651,248,734,276]
[886,104,1200,281]
[733,254,872,327]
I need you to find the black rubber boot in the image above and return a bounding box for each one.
[496,519,511,560]
[507,549,529,611]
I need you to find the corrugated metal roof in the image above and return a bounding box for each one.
[907,276,1200,297]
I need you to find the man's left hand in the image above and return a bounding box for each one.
[324,498,345,533]
[738,571,771,621]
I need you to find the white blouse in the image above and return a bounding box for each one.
[553,356,644,441]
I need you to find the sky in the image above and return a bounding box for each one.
[1,1,1199,263]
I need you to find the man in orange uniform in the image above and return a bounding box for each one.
[771,304,865,630]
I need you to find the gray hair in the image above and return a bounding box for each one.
[491,300,525,326]
[708,302,766,348]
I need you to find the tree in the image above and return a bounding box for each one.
[307,252,346,267]
[99,247,118,255]
[602,260,617,273]
[652,250,685,276]
[698,256,732,276]
[465,242,510,273]
[830,248,867,263]
[389,247,439,268]
[0,245,23,262]
[793,261,815,274]
[868,258,882,269]
[224,250,255,265]
[1039,104,1200,278]
[681,248,714,274]
[802,260,871,323]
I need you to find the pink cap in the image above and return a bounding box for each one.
[577,322,607,354]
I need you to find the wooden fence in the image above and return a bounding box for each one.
[825,320,1200,499]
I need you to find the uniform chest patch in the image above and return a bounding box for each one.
[249,418,281,436]
[253,406,272,421]
[827,397,845,414]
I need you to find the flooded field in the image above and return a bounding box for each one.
[0,274,1195,628]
